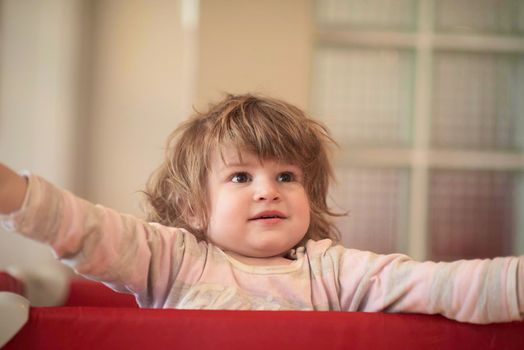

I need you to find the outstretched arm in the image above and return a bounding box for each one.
[1,170,207,308]
[334,247,524,324]
[0,163,28,214]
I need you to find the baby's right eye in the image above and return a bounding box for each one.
[231,172,251,183]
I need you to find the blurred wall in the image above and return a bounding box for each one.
[0,0,312,268]
[0,0,87,268]
[197,0,312,109]
[85,0,197,215]
[0,0,199,267]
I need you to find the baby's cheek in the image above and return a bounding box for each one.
[209,198,240,230]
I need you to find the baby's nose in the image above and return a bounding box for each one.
[253,181,280,201]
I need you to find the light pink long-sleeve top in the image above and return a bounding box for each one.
[3,175,524,324]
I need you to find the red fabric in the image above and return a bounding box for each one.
[5,308,524,350]
[64,279,137,308]
[0,271,25,296]
[4,280,524,349]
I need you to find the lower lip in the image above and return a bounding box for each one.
[249,218,285,225]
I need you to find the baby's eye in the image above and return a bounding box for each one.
[231,172,251,183]
[277,172,295,182]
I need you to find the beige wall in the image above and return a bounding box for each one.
[85,0,197,215]
[197,0,313,109]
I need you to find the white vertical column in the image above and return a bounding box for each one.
[0,0,86,268]
[0,0,86,188]
[31,0,87,190]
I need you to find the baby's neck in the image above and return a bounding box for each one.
[225,251,294,266]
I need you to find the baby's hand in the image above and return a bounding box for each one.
[0,163,28,214]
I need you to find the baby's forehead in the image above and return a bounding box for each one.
[210,146,299,169]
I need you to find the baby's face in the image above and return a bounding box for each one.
[205,146,310,259]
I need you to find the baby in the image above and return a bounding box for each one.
[1,94,523,324]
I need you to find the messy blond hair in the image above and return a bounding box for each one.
[144,94,340,244]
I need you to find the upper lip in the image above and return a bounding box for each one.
[249,210,287,220]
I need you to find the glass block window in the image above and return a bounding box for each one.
[313,46,414,147]
[315,0,417,31]
[313,0,524,260]
[428,170,514,261]
[432,52,524,151]
[330,168,409,254]
[435,0,524,35]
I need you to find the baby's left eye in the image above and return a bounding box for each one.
[277,172,295,182]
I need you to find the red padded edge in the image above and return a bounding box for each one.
[5,308,524,350]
